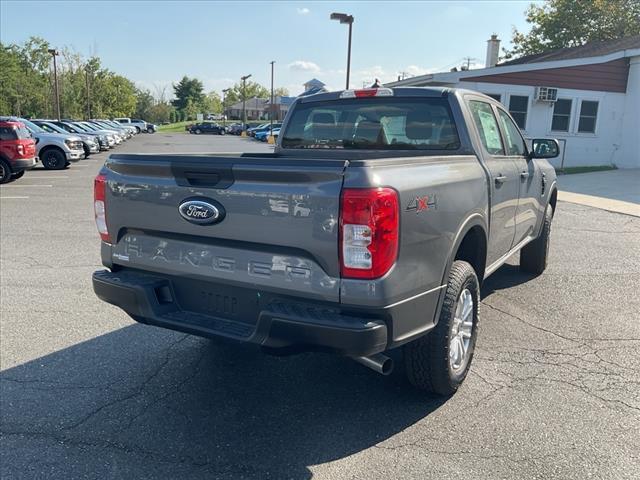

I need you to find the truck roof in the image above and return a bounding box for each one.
[296,86,495,104]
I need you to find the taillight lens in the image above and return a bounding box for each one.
[16,144,24,156]
[94,174,110,243]
[340,188,399,279]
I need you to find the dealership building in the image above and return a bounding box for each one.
[387,35,640,169]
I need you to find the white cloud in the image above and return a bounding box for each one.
[288,60,321,72]
[297,7,310,15]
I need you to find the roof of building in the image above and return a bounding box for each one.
[228,97,268,110]
[304,78,326,88]
[500,35,640,66]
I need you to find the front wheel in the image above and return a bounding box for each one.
[195,129,202,135]
[219,129,225,135]
[404,260,479,395]
[11,170,25,181]
[40,149,67,170]
[520,204,553,275]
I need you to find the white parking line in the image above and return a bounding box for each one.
[0,196,30,199]
[1,184,53,188]
[22,176,68,179]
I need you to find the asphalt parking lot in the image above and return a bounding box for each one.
[1,133,639,479]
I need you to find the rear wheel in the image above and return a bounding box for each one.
[195,129,202,135]
[83,144,91,159]
[135,126,141,133]
[404,260,479,395]
[0,159,12,184]
[520,204,552,275]
[40,149,67,170]
[11,170,25,180]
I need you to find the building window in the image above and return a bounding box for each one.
[551,99,572,132]
[578,100,598,133]
[485,93,502,103]
[508,95,529,130]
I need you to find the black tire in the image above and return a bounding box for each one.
[135,126,141,133]
[219,129,225,135]
[195,129,202,135]
[404,260,480,395]
[40,148,67,170]
[83,144,91,159]
[147,127,154,134]
[11,170,25,180]
[0,159,12,184]
[520,204,552,275]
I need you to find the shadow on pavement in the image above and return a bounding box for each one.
[1,323,447,478]
[480,263,536,299]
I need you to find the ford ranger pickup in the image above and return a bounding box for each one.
[92,87,559,395]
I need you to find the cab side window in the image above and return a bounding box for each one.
[497,108,527,156]
[469,100,504,155]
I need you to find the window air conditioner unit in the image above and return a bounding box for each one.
[535,87,558,102]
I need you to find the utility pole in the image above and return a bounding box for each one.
[241,74,251,132]
[462,57,477,70]
[85,67,91,119]
[222,88,230,127]
[330,13,354,89]
[269,61,275,137]
[48,49,61,120]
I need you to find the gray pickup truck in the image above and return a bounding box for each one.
[92,87,559,395]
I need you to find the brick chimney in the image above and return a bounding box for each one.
[485,34,500,68]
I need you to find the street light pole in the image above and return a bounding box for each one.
[330,13,354,89]
[48,49,61,120]
[270,61,275,136]
[222,88,230,127]
[241,74,252,131]
[85,67,91,119]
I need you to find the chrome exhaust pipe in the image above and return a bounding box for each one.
[352,353,394,376]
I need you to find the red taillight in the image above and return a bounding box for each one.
[94,174,110,243]
[16,144,24,156]
[340,188,399,279]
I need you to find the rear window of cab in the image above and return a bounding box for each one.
[281,97,460,150]
[0,124,31,141]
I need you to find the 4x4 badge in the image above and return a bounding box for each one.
[406,195,437,213]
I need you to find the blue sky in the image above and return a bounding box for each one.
[1,1,538,96]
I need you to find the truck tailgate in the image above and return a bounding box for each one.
[102,154,346,302]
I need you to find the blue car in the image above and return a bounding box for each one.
[255,128,281,142]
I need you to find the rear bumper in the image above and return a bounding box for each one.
[12,157,37,170]
[92,269,388,356]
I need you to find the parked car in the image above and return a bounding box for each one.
[145,123,157,134]
[67,122,116,149]
[1,117,84,170]
[51,121,110,151]
[85,121,124,144]
[92,87,560,395]
[32,120,99,158]
[247,123,269,137]
[226,123,243,135]
[255,127,281,142]
[92,120,133,139]
[114,117,147,133]
[252,123,283,139]
[0,120,37,183]
[188,122,226,135]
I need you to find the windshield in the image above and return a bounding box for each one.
[81,122,101,131]
[68,122,90,132]
[281,97,460,150]
[20,119,45,134]
[38,122,67,134]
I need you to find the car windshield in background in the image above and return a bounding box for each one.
[281,97,460,150]
[20,119,45,134]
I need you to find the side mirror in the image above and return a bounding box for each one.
[530,138,560,159]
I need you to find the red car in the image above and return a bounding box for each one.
[0,120,37,183]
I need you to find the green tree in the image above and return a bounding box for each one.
[200,91,222,114]
[171,76,205,111]
[149,102,173,124]
[224,81,269,105]
[274,87,289,97]
[134,88,155,120]
[505,0,640,59]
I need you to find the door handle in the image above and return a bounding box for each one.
[494,175,507,185]
[520,171,530,179]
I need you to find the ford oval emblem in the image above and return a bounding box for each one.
[178,198,225,225]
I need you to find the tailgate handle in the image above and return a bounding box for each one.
[184,171,220,187]
[172,163,234,189]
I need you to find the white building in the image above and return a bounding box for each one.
[387,35,640,169]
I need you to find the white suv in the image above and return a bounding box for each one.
[114,117,149,133]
